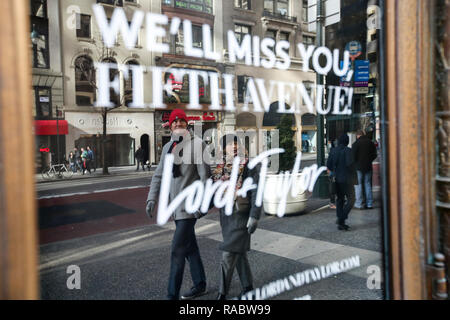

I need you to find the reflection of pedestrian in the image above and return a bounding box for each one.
[74,147,83,172]
[87,146,95,172]
[327,134,356,231]
[145,109,211,300]
[212,134,261,300]
[68,152,76,173]
[80,148,91,175]
[352,130,377,209]
[135,146,145,171]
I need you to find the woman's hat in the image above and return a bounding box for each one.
[168,109,188,127]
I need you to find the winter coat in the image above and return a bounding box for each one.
[352,136,377,173]
[147,134,211,221]
[219,164,262,253]
[74,151,81,162]
[135,148,144,161]
[327,145,357,185]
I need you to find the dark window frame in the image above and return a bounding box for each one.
[234,24,252,44]
[172,0,213,14]
[74,55,96,106]
[237,75,250,103]
[264,0,289,16]
[34,86,52,120]
[30,0,49,69]
[30,0,47,19]
[76,13,91,39]
[234,0,251,10]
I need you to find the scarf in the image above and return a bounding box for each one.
[212,154,249,199]
[168,135,183,178]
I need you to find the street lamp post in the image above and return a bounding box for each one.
[56,105,60,165]
[313,0,329,198]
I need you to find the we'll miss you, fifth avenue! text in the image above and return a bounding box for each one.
[91,4,355,117]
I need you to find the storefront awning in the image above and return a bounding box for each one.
[35,120,68,135]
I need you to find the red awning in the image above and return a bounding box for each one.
[35,120,69,136]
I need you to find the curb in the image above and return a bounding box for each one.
[36,169,155,184]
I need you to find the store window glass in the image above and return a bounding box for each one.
[32,0,388,301]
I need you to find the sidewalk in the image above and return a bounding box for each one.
[35,165,157,184]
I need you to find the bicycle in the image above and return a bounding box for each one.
[41,163,74,180]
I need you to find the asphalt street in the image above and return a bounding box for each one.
[36,166,385,300]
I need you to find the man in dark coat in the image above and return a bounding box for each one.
[327,133,356,230]
[352,130,378,209]
[145,109,211,300]
[135,146,145,171]
[73,147,83,173]
[212,134,262,300]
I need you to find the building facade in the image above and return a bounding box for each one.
[31,0,66,171]
[59,0,157,167]
[221,0,317,157]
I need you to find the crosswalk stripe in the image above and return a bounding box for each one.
[37,185,149,199]
[39,216,382,282]
[162,217,382,280]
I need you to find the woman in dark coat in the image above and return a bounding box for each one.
[212,134,262,300]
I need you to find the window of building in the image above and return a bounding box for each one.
[234,0,250,10]
[124,60,139,107]
[173,24,204,55]
[264,0,289,16]
[264,29,277,52]
[234,24,251,44]
[302,0,308,22]
[30,0,49,69]
[173,0,213,14]
[280,31,289,42]
[30,0,47,18]
[102,57,120,107]
[76,14,91,39]
[280,31,290,54]
[304,81,313,97]
[34,87,51,119]
[164,68,213,105]
[303,35,315,45]
[265,29,277,40]
[237,75,250,103]
[97,0,124,6]
[74,55,96,106]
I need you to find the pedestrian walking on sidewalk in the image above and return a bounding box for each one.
[352,130,377,209]
[80,148,91,175]
[68,152,76,173]
[145,108,211,300]
[135,146,145,171]
[327,133,357,231]
[212,134,262,300]
[74,147,83,173]
[87,146,95,172]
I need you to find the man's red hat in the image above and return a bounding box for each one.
[169,109,188,127]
